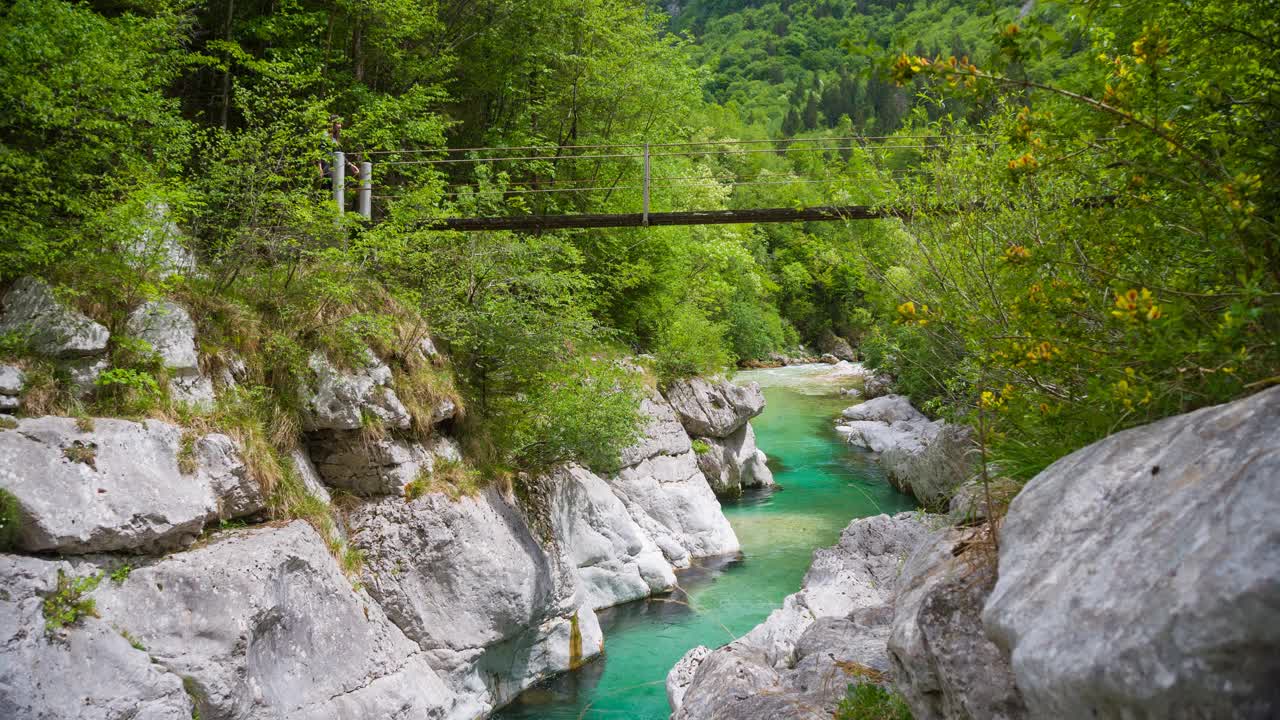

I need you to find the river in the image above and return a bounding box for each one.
[497,363,916,720]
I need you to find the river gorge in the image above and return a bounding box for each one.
[498,363,916,719]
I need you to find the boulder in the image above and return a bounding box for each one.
[888,528,1026,720]
[617,393,693,468]
[610,450,740,566]
[0,364,23,396]
[547,464,678,610]
[818,330,857,362]
[0,277,109,358]
[89,521,455,720]
[126,300,213,407]
[820,353,840,364]
[607,393,740,566]
[0,554,194,720]
[667,645,712,711]
[838,395,973,507]
[694,423,774,497]
[304,432,455,496]
[348,486,603,717]
[289,446,332,504]
[947,477,1021,524]
[670,513,933,719]
[63,355,110,398]
[0,417,264,553]
[841,394,926,424]
[665,377,765,438]
[298,350,411,432]
[881,423,976,508]
[984,386,1280,719]
[862,373,895,399]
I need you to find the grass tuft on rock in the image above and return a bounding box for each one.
[834,683,913,720]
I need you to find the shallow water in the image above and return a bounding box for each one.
[496,364,915,720]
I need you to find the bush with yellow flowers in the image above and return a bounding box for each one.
[854,0,1278,480]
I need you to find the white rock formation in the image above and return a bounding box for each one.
[298,350,411,432]
[606,392,741,567]
[669,513,932,720]
[90,521,456,720]
[348,486,603,718]
[984,386,1280,719]
[0,364,22,412]
[126,300,214,407]
[837,394,974,506]
[693,422,773,496]
[0,417,264,553]
[889,528,1027,720]
[547,464,678,610]
[0,277,109,357]
[0,554,195,720]
[664,376,765,438]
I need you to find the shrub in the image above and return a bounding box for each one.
[691,439,712,454]
[654,307,734,382]
[43,570,102,633]
[0,489,21,550]
[835,683,913,720]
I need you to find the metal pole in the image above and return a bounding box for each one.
[358,161,372,220]
[332,150,345,214]
[642,143,650,227]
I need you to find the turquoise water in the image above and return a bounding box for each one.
[497,364,916,720]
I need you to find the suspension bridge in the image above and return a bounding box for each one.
[331,135,999,231]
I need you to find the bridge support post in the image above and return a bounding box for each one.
[358,161,372,220]
[332,151,345,215]
[642,143,650,227]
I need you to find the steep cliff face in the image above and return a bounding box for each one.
[0,279,771,719]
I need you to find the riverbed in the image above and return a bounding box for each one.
[496,363,915,719]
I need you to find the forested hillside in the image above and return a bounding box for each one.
[2,0,1277,480]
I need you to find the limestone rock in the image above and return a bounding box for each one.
[305,432,455,496]
[881,423,976,508]
[610,449,740,566]
[841,394,926,424]
[694,423,774,497]
[818,330,857,362]
[617,393,693,468]
[667,645,712,711]
[820,353,840,364]
[862,373,895,399]
[888,528,1026,720]
[547,464,677,610]
[62,355,110,398]
[665,377,765,438]
[670,513,933,719]
[348,486,603,717]
[0,277,109,357]
[0,417,264,553]
[0,554,194,720]
[984,386,1280,719]
[947,478,1021,524]
[298,350,411,432]
[90,521,455,720]
[0,364,23,396]
[838,395,972,507]
[289,446,332,504]
[126,300,213,408]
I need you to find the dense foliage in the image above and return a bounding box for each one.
[1,0,1275,483]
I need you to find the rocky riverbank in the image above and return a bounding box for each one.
[670,386,1280,720]
[0,277,775,720]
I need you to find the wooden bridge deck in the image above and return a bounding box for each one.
[427,205,907,231]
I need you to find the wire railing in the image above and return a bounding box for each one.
[331,134,997,224]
